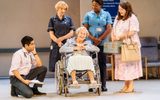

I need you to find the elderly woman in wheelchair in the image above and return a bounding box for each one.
[59,26,100,87]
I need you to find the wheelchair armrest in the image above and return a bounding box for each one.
[60,52,74,59]
[89,51,98,59]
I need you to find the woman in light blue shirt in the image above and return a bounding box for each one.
[83,0,112,92]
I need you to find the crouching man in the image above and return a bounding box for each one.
[9,36,47,98]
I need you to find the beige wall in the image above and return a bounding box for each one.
[129,0,160,39]
[0,0,80,48]
[0,0,80,77]
[80,0,92,24]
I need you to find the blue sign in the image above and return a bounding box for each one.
[102,0,120,21]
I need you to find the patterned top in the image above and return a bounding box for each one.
[112,14,141,47]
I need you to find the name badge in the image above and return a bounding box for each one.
[50,45,53,50]
[96,28,102,32]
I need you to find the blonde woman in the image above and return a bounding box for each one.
[47,1,75,72]
[60,27,99,86]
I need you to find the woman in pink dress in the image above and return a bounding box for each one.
[111,1,142,93]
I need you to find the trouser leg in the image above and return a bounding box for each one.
[49,43,60,72]
[26,66,47,88]
[10,76,33,98]
[98,46,107,87]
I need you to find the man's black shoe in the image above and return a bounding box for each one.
[32,88,46,95]
[88,88,93,92]
[101,86,108,92]
[33,91,46,95]
[11,85,18,97]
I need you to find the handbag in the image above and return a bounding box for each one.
[121,43,141,62]
[104,41,122,54]
[119,19,140,62]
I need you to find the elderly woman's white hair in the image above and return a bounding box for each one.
[75,26,89,37]
[55,1,69,11]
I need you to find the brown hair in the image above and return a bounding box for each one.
[21,36,33,47]
[117,1,134,20]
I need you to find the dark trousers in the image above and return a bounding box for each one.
[98,46,107,87]
[10,66,47,98]
[49,42,61,72]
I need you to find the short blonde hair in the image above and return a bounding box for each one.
[55,1,69,11]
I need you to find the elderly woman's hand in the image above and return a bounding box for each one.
[74,45,85,51]
[74,46,81,51]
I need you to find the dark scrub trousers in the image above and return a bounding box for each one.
[47,15,75,72]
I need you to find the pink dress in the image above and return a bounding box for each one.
[112,14,143,80]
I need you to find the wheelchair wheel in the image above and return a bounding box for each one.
[95,65,101,96]
[95,66,101,84]
[55,60,64,95]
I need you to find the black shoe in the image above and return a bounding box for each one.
[101,86,108,92]
[32,88,46,95]
[11,85,18,97]
[88,88,93,92]
[33,91,46,95]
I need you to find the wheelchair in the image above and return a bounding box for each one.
[55,52,101,97]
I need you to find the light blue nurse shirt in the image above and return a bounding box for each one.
[82,9,112,46]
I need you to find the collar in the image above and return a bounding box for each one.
[55,14,66,21]
[91,9,103,16]
[22,47,32,57]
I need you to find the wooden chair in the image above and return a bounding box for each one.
[106,54,114,81]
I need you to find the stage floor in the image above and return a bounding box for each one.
[0,78,160,100]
